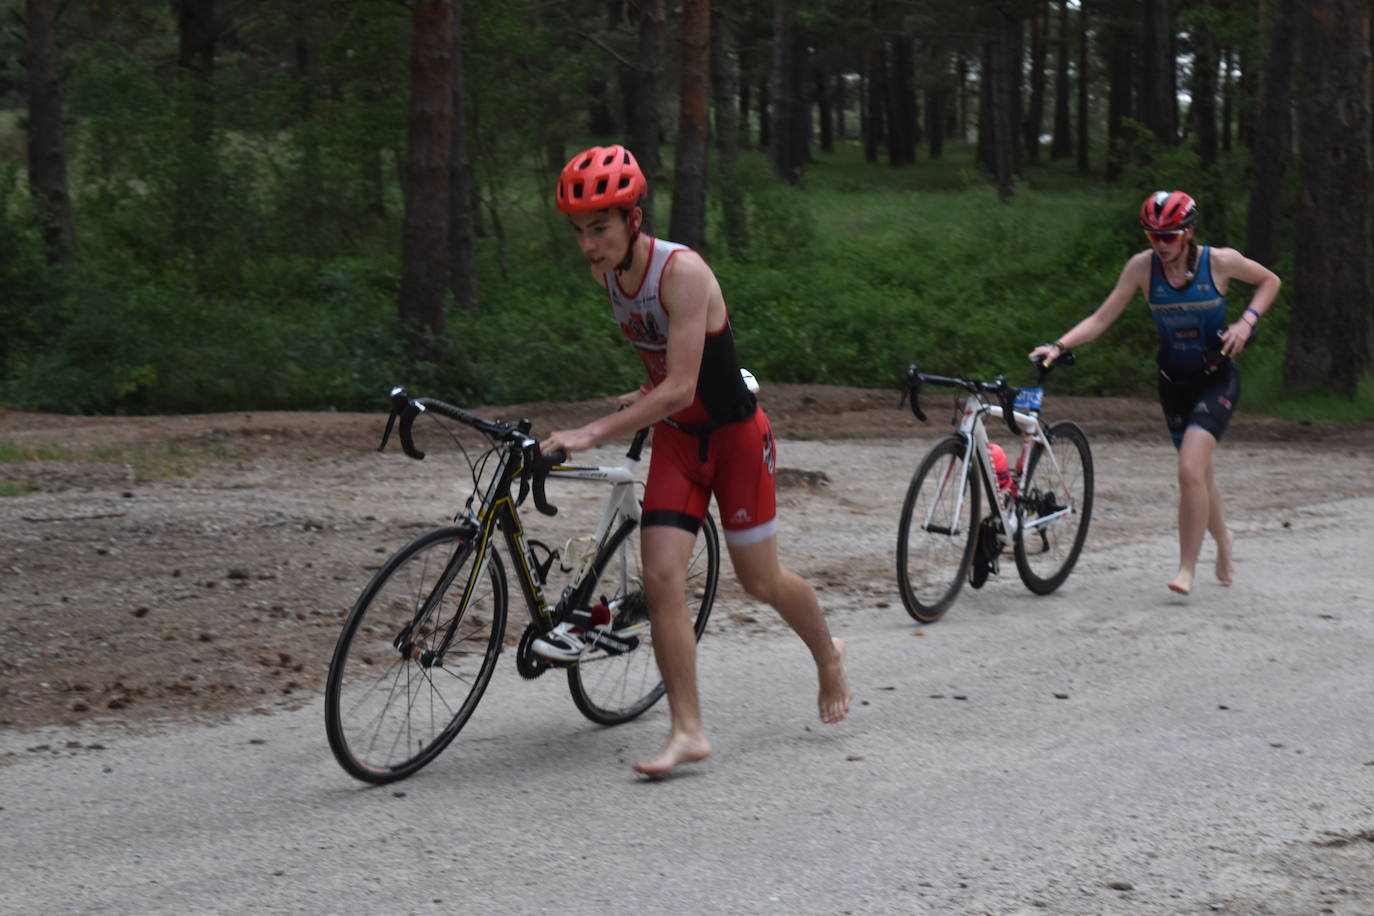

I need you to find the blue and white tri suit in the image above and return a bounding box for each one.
[1146,246,1241,448]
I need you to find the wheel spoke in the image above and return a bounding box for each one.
[568,514,719,725]
[325,528,507,784]
[897,437,979,623]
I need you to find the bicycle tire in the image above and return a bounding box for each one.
[1014,420,1094,595]
[325,525,507,784]
[896,435,981,623]
[567,512,720,725]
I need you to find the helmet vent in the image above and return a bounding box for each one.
[595,179,608,196]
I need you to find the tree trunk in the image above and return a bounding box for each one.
[888,34,917,166]
[176,0,217,144]
[829,70,840,141]
[758,75,771,149]
[768,0,800,183]
[173,0,219,278]
[864,40,884,164]
[1051,0,1072,160]
[1245,0,1297,269]
[449,0,479,312]
[925,78,945,160]
[633,0,664,231]
[1024,1,1047,163]
[711,7,747,255]
[670,0,710,248]
[1076,0,1090,172]
[1140,0,1174,143]
[1221,50,1234,153]
[791,30,811,165]
[977,40,994,174]
[739,46,752,142]
[291,3,322,260]
[1008,15,1024,177]
[1237,35,1258,150]
[816,67,833,153]
[1190,5,1218,170]
[1287,0,1371,395]
[1105,1,1134,180]
[956,53,969,143]
[24,0,76,264]
[988,14,1019,201]
[398,0,453,355]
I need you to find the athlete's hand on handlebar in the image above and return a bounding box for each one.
[539,426,596,460]
[1028,342,1066,366]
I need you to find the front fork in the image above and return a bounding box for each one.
[394,521,493,668]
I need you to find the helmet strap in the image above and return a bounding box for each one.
[616,208,643,274]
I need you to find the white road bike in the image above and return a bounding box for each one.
[896,353,1094,623]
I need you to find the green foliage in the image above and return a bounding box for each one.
[714,144,1160,396]
[0,166,62,371]
[1237,350,1374,422]
[0,8,1357,423]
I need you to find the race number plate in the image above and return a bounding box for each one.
[1013,387,1043,411]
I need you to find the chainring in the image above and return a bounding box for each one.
[515,623,556,680]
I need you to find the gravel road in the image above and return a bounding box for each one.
[3,413,1373,914]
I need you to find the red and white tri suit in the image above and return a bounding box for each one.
[602,236,776,546]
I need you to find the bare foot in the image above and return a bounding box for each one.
[1215,529,1235,587]
[634,730,711,779]
[818,637,853,724]
[1168,567,1194,595]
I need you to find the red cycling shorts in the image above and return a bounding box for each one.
[642,408,778,546]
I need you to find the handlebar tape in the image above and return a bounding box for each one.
[530,450,566,517]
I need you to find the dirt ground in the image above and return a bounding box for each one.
[2,383,1372,736]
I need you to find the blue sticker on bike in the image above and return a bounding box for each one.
[1013,387,1043,411]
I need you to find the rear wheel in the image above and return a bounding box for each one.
[568,513,720,725]
[1014,421,1094,594]
[325,526,507,784]
[896,435,980,623]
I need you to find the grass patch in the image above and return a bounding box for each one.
[0,439,241,481]
[1243,355,1374,422]
[0,479,35,497]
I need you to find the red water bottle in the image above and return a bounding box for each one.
[988,443,1012,508]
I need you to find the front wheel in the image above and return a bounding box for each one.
[1014,421,1094,595]
[568,512,720,725]
[896,435,980,623]
[325,526,507,784]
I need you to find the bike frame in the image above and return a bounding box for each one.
[422,428,649,660]
[937,392,1072,545]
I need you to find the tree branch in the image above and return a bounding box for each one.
[577,29,639,70]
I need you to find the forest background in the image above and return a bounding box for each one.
[2,0,1372,420]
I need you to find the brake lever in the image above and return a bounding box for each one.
[900,364,927,422]
[378,386,426,459]
[532,449,566,517]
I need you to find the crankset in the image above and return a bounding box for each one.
[515,623,559,679]
[968,515,1004,589]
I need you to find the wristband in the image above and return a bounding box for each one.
[1053,340,1067,351]
[1244,307,1261,324]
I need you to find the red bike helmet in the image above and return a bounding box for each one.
[555,145,647,214]
[1139,190,1197,232]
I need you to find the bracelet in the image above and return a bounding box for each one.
[1244,307,1261,323]
[1053,340,1068,351]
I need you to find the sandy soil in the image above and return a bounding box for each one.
[2,383,1372,734]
